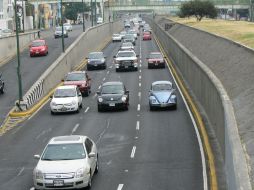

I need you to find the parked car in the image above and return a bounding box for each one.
[50,85,83,114]
[114,50,138,71]
[63,23,73,31]
[120,42,134,51]
[112,33,122,42]
[33,135,98,189]
[63,71,91,97]
[97,17,103,24]
[86,52,107,70]
[54,26,68,38]
[97,81,129,111]
[147,52,166,69]
[143,32,151,40]
[0,74,4,94]
[149,81,177,110]
[29,39,48,57]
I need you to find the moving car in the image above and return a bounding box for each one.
[54,26,68,38]
[123,34,136,45]
[120,42,134,51]
[29,39,48,57]
[63,23,73,31]
[63,71,91,97]
[97,81,129,111]
[112,33,122,42]
[0,74,4,94]
[33,135,98,189]
[143,32,151,40]
[87,52,107,70]
[147,52,166,69]
[120,31,127,39]
[149,81,177,110]
[50,85,83,114]
[114,50,138,71]
[127,29,138,39]
[97,17,103,24]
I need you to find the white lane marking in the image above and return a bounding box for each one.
[107,71,110,74]
[137,104,140,111]
[139,60,142,63]
[139,75,141,80]
[85,107,90,113]
[165,59,208,190]
[130,146,136,158]
[124,169,128,172]
[17,167,24,176]
[109,66,112,69]
[139,83,141,87]
[103,77,106,81]
[36,128,52,140]
[135,136,138,139]
[140,64,142,68]
[136,121,140,130]
[138,92,141,97]
[98,85,101,89]
[71,124,80,135]
[92,93,97,99]
[139,69,142,73]
[117,184,124,190]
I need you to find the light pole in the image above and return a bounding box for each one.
[60,0,65,52]
[22,0,25,32]
[82,0,85,32]
[14,0,23,106]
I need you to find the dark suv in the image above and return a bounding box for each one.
[86,52,106,70]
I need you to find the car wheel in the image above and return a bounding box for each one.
[149,105,154,111]
[79,103,83,109]
[95,155,99,174]
[51,110,55,115]
[125,105,129,111]
[173,104,177,110]
[116,68,119,72]
[87,171,92,189]
[76,108,80,113]
[0,87,4,94]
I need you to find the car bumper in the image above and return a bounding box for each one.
[148,62,165,68]
[115,63,138,71]
[112,38,122,42]
[50,105,78,113]
[150,102,176,109]
[98,101,128,110]
[143,37,151,40]
[30,51,47,56]
[87,63,106,70]
[34,176,89,189]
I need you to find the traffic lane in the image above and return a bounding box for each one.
[119,35,204,189]
[0,25,83,125]
[0,35,126,190]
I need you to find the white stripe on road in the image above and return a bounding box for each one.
[17,167,24,176]
[137,104,140,111]
[139,69,142,73]
[136,121,140,130]
[117,184,124,190]
[103,77,106,81]
[85,107,90,113]
[98,85,101,89]
[92,93,97,99]
[131,146,136,158]
[139,83,141,87]
[30,187,35,190]
[107,71,110,74]
[71,124,80,135]
[139,75,141,80]
[138,92,141,97]
[109,66,113,69]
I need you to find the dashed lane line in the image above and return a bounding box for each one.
[130,146,136,158]
[137,104,140,111]
[85,107,90,113]
[136,121,140,130]
[71,124,80,135]
[117,184,124,190]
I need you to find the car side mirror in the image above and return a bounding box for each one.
[96,91,101,95]
[113,55,116,58]
[88,152,96,158]
[34,155,40,159]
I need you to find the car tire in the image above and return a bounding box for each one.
[51,111,55,115]
[0,86,4,94]
[116,68,119,72]
[76,108,80,113]
[149,105,154,111]
[173,105,177,110]
[125,105,129,111]
[87,171,92,189]
[95,155,99,174]
[79,103,83,109]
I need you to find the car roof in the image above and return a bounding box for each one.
[89,51,103,55]
[102,81,123,86]
[117,50,135,53]
[32,39,45,42]
[152,81,172,86]
[49,135,87,144]
[56,85,77,90]
[67,71,86,75]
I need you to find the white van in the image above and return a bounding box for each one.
[97,17,103,24]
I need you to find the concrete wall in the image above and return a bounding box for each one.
[0,31,39,67]
[146,18,251,190]
[21,21,122,109]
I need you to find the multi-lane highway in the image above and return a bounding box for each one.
[0,24,89,125]
[0,28,206,190]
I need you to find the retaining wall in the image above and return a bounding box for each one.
[145,18,252,190]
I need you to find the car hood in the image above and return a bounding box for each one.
[115,57,137,61]
[52,97,77,104]
[64,81,86,86]
[37,159,86,173]
[100,94,123,101]
[152,91,173,103]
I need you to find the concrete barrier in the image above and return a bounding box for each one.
[0,31,39,67]
[19,21,122,110]
[146,18,251,190]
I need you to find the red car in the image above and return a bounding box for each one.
[147,52,166,69]
[63,71,91,96]
[143,32,151,40]
[29,39,48,57]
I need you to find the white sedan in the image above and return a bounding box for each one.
[63,23,73,31]
[112,33,122,42]
[33,135,98,189]
[50,85,82,114]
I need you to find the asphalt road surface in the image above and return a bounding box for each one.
[0,30,206,190]
[0,23,90,126]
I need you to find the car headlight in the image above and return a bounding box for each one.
[170,94,177,101]
[151,97,158,104]
[76,168,84,178]
[121,96,127,102]
[98,97,103,103]
[35,169,44,180]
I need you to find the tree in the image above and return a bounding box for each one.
[63,3,90,23]
[178,0,217,21]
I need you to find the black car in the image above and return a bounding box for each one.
[86,52,106,70]
[0,74,4,94]
[97,81,129,111]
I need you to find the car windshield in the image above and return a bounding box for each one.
[65,73,85,81]
[152,84,172,91]
[149,53,163,59]
[89,52,104,59]
[117,51,135,57]
[121,43,132,47]
[31,41,45,47]
[54,88,76,98]
[41,143,86,161]
[101,85,124,94]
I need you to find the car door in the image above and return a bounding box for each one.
[85,138,96,174]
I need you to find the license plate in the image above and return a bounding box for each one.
[109,103,115,107]
[94,64,97,66]
[61,106,67,111]
[155,63,158,66]
[53,180,64,186]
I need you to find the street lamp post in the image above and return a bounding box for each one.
[60,0,65,52]
[22,0,25,32]
[82,0,85,32]
[14,0,23,106]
